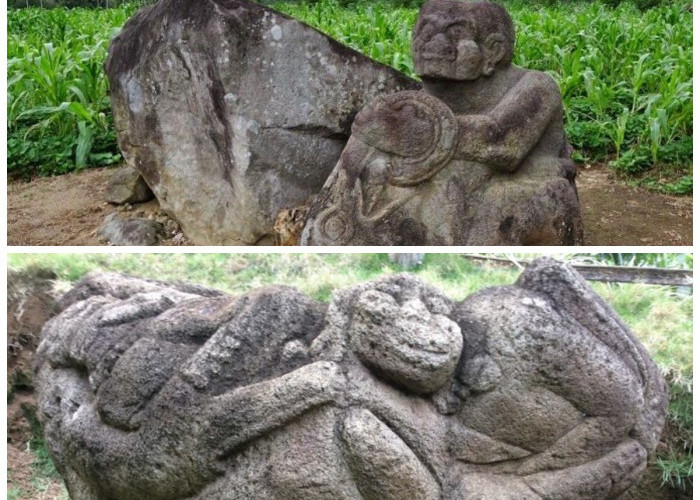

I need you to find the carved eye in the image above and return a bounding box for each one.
[446,24,469,42]
[418,23,437,41]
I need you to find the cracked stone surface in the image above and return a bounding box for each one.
[37,258,666,500]
[105,0,418,245]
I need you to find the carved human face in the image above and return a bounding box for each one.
[349,289,463,395]
[413,1,504,81]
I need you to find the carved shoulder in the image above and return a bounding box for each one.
[511,69,563,113]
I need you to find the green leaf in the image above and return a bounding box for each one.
[75,120,94,169]
[66,101,94,122]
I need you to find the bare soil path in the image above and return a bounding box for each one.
[7,165,692,246]
[577,164,692,246]
[8,167,171,246]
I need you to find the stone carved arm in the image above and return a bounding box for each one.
[338,370,635,500]
[524,439,648,499]
[452,72,562,172]
[340,407,442,500]
[204,361,345,458]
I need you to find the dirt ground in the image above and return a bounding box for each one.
[7,445,67,500]
[7,167,182,246]
[6,164,693,246]
[577,164,693,246]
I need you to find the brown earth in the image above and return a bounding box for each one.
[7,164,693,246]
[7,445,67,500]
[7,167,186,246]
[577,164,693,246]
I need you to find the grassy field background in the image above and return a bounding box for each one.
[7,253,693,497]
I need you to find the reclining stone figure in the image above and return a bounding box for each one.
[36,259,664,499]
[302,0,583,245]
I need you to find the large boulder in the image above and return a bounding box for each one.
[37,260,666,500]
[105,0,419,245]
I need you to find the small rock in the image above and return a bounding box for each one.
[99,214,164,246]
[104,166,154,205]
[172,232,185,245]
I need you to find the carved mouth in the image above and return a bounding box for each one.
[416,60,454,79]
[421,51,456,62]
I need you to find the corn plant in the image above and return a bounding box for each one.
[7,5,136,176]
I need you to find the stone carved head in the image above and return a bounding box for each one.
[412,0,516,80]
[349,288,463,395]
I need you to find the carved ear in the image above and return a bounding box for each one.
[483,33,506,75]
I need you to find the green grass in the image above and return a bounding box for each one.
[7,0,692,193]
[7,488,22,500]
[7,253,520,301]
[7,253,693,491]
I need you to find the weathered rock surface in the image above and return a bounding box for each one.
[105,166,154,205]
[105,0,419,245]
[302,0,583,245]
[37,259,665,500]
[99,213,164,245]
[8,267,59,447]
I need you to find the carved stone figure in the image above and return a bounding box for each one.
[302,0,583,245]
[36,259,665,500]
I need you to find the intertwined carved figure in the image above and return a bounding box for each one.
[37,259,665,499]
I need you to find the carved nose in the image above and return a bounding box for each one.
[421,33,456,61]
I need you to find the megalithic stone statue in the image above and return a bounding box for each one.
[302,0,584,245]
[36,259,665,499]
[106,0,583,246]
